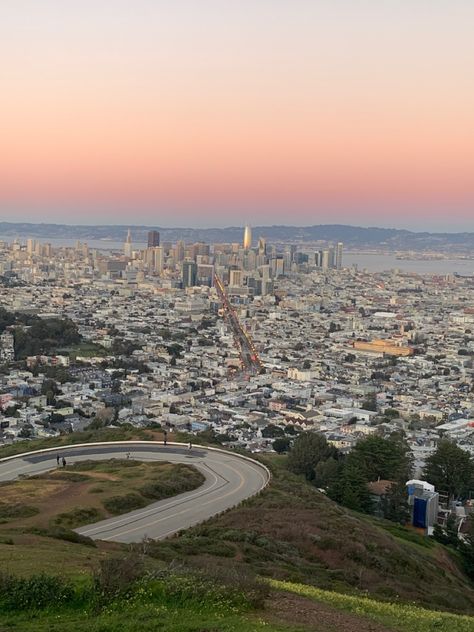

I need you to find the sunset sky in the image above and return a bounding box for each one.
[1,1,473,230]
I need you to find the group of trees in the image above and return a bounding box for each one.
[433,513,474,581]
[287,432,412,522]
[424,439,474,500]
[286,431,474,533]
[14,317,81,359]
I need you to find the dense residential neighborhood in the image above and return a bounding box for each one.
[1,233,474,535]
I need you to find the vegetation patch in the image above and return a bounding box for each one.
[53,507,105,528]
[0,459,204,533]
[146,455,474,614]
[27,526,97,548]
[0,572,74,612]
[271,579,474,632]
[35,471,91,483]
[0,503,39,523]
[102,492,148,515]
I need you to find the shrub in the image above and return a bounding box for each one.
[0,572,74,611]
[28,526,96,547]
[53,507,104,528]
[103,493,147,514]
[0,503,39,523]
[93,555,145,602]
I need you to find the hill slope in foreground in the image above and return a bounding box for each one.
[1,436,474,631]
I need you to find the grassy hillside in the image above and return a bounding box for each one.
[2,431,474,628]
[1,568,473,632]
[148,455,474,614]
[0,457,203,576]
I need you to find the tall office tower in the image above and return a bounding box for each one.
[259,264,271,281]
[275,257,285,277]
[182,260,198,288]
[152,246,164,273]
[197,264,215,287]
[229,269,243,287]
[26,238,35,255]
[244,250,257,271]
[321,249,330,271]
[258,237,267,255]
[243,224,252,249]
[327,247,335,269]
[147,230,160,247]
[175,240,185,262]
[124,230,133,258]
[335,242,343,270]
[196,242,210,257]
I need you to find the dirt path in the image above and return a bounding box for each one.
[263,591,395,632]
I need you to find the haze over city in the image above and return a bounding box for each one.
[1,1,473,231]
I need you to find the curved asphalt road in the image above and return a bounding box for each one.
[0,442,269,543]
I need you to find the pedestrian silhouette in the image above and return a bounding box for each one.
[56,454,60,466]
[62,457,66,467]
[163,431,167,446]
[188,441,192,451]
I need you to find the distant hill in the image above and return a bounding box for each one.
[0,221,473,251]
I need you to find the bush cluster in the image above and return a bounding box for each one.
[0,573,74,611]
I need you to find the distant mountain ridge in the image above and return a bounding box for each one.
[0,221,473,251]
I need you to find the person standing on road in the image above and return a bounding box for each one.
[188,441,192,451]
[56,454,60,466]
[62,456,66,467]
[163,430,167,446]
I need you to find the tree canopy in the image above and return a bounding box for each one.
[423,439,473,499]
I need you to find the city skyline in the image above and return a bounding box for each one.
[1,1,474,231]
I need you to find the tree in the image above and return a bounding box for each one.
[460,516,474,580]
[287,432,339,481]
[381,482,410,524]
[328,458,373,513]
[361,392,377,411]
[19,425,33,438]
[41,379,59,406]
[168,343,184,357]
[273,437,291,454]
[432,514,459,548]
[348,435,412,484]
[314,457,340,488]
[424,440,473,499]
[262,424,285,438]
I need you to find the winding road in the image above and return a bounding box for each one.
[0,442,270,543]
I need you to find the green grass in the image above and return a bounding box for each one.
[67,342,108,359]
[0,534,106,577]
[0,607,299,632]
[0,570,301,632]
[270,579,474,632]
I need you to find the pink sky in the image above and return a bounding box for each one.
[1,1,473,230]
